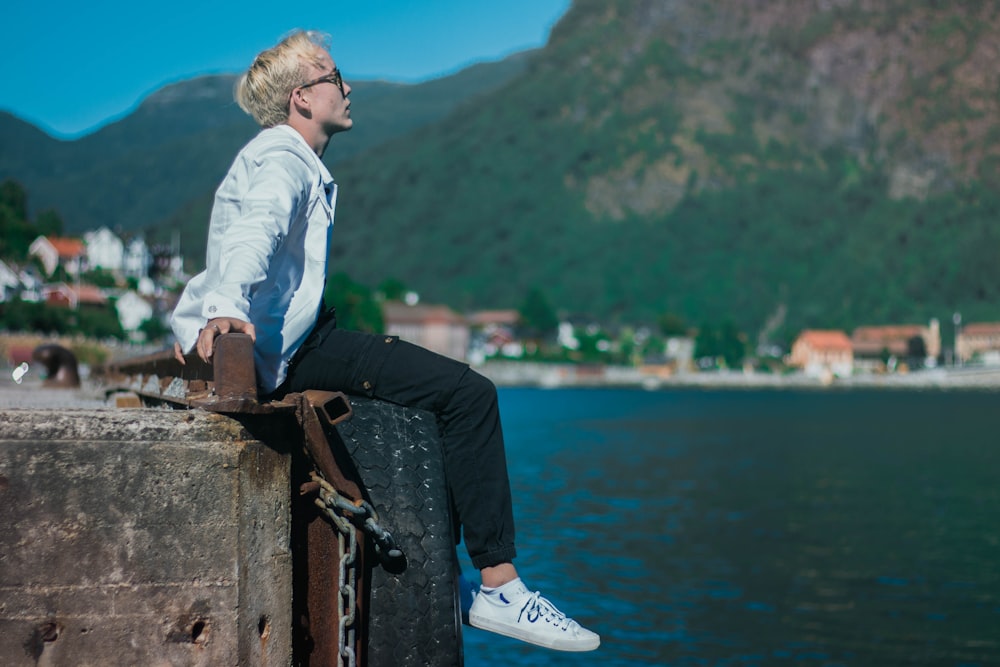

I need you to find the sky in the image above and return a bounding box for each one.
[1,1,571,139]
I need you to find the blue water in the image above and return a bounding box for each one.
[457,387,1000,666]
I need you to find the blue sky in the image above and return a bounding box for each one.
[1,1,571,139]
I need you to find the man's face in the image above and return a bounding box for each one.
[301,52,353,134]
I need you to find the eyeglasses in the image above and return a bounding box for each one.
[297,68,344,96]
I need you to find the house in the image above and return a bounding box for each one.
[556,314,603,351]
[148,242,186,283]
[956,322,1000,364]
[0,261,45,303]
[28,236,87,277]
[789,330,854,378]
[664,336,695,373]
[115,291,155,340]
[382,302,469,362]
[467,309,523,360]
[41,283,107,310]
[557,322,580,351]
[467,309,520,331]
[0,260,20,302]
[124,237,153,280]
[851,319,940,363]
[84,227,125,274]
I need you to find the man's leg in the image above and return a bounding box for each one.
[285,328,516,569]
[286,328,600,652]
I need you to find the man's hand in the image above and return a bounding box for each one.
[174,317,257,365]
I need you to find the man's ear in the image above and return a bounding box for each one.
[290,87,309,114]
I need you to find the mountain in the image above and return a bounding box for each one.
[322,0,1000,341]
[4,1,1000,344]
[0,51,535,237]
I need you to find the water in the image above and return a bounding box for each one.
[457,387,1000,666]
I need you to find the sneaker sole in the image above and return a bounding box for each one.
[468,611,601,652]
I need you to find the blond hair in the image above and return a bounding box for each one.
[235,30,331,127]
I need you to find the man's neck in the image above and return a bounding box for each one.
[284,119,330,158]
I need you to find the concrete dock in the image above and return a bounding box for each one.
[0,376,294,666]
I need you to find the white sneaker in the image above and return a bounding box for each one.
[468,578,600,652]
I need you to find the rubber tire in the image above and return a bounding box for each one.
[333,397,464,667]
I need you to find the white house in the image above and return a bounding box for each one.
[27,237,59,276]
[16,265,43,303]
[124,237,153,279]
[664,336,696,372]
[557,322,580,350]
[84,227,125,273]
[0,260,20,302]
[136,276,157,296]
[115,291,155,340]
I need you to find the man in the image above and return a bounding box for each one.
[171,30,599,652]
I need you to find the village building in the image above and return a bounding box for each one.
[124,238,153,280]
[41,283,108,310]
[11,264,44,303]
[557,321,580,351]
[955,322,1000,364]
[0,261,22,302]
[115,291,156,341]
[28,236,87,277]
[664,336,696,372]
[84,227,125,274]
[383,302,470,362]
[467,309,523,361]
[851,319,940,367]
[789,330,854,378]
[467,309,520,332]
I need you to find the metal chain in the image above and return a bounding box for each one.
[311,472,403,562]
[338,521,357,667]
[309,468,404,665]
[311,473,358,667]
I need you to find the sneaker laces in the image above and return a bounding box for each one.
[517,592,577,632]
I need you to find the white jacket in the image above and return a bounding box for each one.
[170,125,336,393]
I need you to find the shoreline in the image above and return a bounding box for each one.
[2,363,998,411]
[476,361,1000,391]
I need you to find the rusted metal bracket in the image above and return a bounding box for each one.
[289,390,357,494]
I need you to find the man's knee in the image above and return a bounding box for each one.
[458,369,498,405]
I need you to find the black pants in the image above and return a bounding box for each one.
[282,316,517,570]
